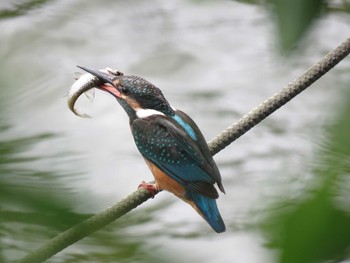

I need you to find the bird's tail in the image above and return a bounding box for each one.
[186,191,226,233]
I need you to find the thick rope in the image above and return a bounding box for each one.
[209,36,350,155]
[15,36,350,263]
[15,189,152,263]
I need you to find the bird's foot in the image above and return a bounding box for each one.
[138,181,159,198]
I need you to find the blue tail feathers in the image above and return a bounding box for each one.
[186,191,226,233]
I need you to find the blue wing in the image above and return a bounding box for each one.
[131,112,224,199]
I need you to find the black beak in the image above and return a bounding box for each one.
[77,65,117,87]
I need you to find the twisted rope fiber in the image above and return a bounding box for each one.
[209,37,350,155]
[16,36,350,263]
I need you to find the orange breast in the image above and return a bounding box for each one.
[144,158,186,198]
[143,158,206,219]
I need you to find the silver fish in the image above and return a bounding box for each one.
[67,67,122,118]
[67,72,101,118]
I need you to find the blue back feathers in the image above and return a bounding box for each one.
[171,114,197,141]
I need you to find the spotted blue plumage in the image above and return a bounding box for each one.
[131,114,226,232]
[132,116,218,196]
[77,67,226,232]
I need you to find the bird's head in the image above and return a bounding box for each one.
[79,66,175,121]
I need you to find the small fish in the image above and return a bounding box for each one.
[67,66,122,118]
[84,88,96,102]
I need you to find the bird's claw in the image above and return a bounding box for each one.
[138,181,159,198]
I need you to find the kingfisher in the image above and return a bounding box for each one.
[79,66,226,233]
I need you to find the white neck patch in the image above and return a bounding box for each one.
[136,108,165,119]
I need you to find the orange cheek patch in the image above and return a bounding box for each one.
[124,96,141,109]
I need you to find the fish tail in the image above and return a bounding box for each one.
[186,191,226,233]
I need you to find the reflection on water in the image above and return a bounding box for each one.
[1,0,350,262]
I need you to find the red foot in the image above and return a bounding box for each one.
[138,181,159,198]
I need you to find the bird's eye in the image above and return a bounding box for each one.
[120,86,129,94]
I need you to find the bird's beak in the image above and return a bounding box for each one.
[77,65,122,98]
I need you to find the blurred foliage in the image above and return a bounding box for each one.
[232,0,350,52]
[262,90,350,262]
[1,0,350,262]
[0,0,51,19]
[0,126,83,262]
[0,123,174,262]
[267,0,325,51]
